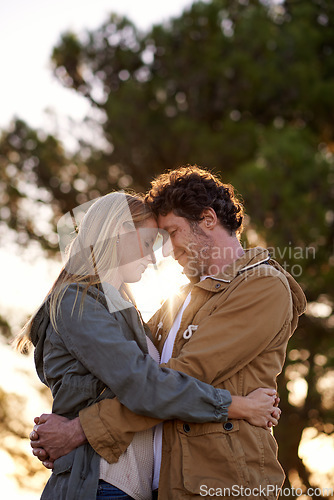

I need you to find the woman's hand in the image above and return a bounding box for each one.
[228,388,281,430]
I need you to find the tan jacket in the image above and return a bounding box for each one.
[80,247,306,499]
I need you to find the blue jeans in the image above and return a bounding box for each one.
[96,480,134,499]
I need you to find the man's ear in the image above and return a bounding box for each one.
[200,208,217,229]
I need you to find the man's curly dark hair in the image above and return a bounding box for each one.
[145,165,244,236]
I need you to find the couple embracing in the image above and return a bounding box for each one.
[17,165,306,500]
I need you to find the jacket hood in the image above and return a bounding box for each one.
[197,246,307,317]
[244,247,306,317]
[30,301,50,384]
[266,254,307,317]
[29,285,108,384]
[30,283,152,385]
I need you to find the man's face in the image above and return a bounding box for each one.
[158,212,214,277]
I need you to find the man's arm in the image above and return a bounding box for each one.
[58,286,232,422]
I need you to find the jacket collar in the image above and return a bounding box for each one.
[195,247,270,291]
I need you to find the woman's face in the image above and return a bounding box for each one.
[117,217,158,283]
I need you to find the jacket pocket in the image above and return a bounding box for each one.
[41,450,76,500]
[178,420,250,495]
[52,449,76,475]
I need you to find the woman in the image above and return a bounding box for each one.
[16,192,279,500]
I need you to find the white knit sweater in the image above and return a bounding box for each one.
[99,336,160,500]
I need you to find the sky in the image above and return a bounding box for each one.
[0,0,195,133]
[0,0,196,326]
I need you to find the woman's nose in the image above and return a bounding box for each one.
[149,250,156,265]
[162,236,173,258]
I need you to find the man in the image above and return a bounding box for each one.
[31,166,306,499]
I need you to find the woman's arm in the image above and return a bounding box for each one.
[30,387,280,466]
[57,287,231,423]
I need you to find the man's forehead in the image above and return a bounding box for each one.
[157,212,184,229]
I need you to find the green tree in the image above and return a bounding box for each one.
[1,0,333,494]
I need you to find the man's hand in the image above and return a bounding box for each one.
[30,413,87,469]
[228,388,281,430]
[244,388,281,429]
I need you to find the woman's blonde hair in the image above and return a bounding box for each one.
[15,192,154,353]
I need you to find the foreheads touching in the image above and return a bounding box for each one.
[145,165,244,237]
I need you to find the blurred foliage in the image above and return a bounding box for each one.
[0,315,11,340]
[1,0,333,495]
[0,387,50,491]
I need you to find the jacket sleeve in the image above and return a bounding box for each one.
[164,274,292,385]
[80,399,161,463]
[58,287,231,422]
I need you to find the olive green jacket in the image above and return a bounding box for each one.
[31,284,232,500]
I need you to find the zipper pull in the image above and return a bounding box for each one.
[156,321,163,341]
[183,324,198,340]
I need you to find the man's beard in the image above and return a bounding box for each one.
[183,223,214,278]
